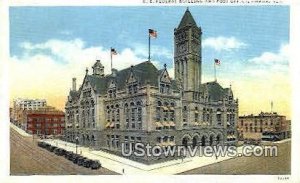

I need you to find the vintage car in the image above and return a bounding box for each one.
[90,160,101,170]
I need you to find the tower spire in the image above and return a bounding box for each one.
[178,7,198,29]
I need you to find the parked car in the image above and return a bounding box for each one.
[37,141,47,148]
[77,157,87,166]
[49,146,57,152]
[83,159,93,168]
[67,152,75,160]
[72,155,82,164]
[90,160,101,170]
[64,151,72,158]
[54,148,66,156]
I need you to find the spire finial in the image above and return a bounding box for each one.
[164,63,167,69]
[86,67,88,74]
[187,7,189,11]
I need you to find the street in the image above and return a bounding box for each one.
[180,141,291,175]
[10,127,118,175]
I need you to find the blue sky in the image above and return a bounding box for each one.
[10,6,289,63]
[9,6,291,116]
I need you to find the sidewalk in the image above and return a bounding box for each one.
[274,138,291,144]
[10,123,32,137]
[42,138,243,175]
[10,124,243,174]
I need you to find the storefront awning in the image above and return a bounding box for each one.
[155,122,163,127]
[162,106,169,111]
[110,122,115,128]
[162,121,170,127]
[105,122,111,128]
[169,121,175,127]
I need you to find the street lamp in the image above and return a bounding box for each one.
[75,136,79,154]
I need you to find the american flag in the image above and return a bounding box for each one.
[111,48,117,55]
[149,29,158,38]
[214,58,221,65]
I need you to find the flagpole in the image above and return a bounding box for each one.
[148,32,151,62]
[214,62,217,82]
[110,47,113,73]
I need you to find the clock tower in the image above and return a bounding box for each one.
[174,8,202,96]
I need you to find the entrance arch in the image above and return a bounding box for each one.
[201,136,206,146]
[209,135,214,146]
[182,137,189,148]
[192,136,198,147]
[216,134,222,145]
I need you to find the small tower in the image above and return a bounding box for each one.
[92,59,104,77]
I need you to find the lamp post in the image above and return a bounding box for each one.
[75,136,79,154]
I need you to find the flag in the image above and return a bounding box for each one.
[149,29,157,38]
[214,58,221,65]
[111,48,117,55]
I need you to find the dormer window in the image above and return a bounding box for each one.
[160,83,171,94]
[108,80,117,98]
[128,82,138,95]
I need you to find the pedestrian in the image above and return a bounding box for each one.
[122,168,125,174]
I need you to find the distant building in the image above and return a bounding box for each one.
[22,106,65,135]
[13,98,46,110]
[64,9,238,163]
[238,112,291,143]
[12,98,47,126]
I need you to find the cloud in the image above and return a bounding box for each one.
[245,43,290,77]
[202,36,247,51]
[249,44,289,65]
[10,38,159,110]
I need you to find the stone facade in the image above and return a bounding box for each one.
[64,9,238,163]
[238,112,291,143]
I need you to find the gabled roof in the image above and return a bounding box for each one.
[203,81,228,102]
[178,8,198,29]
[84,61,178,95]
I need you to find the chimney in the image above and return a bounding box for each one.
[72,78,76,91]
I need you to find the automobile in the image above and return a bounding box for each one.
[72,155,82,164]
[67,152,75,160]
[54,148,66,156]
[90,160,101,170]
[64,151,72,158]
[37,141,46,148]
[70,153,79,162]
[60,149,67,156]
[77,157,87,166]
[49,146,57,152]
[45,144,53,151]
[83,159,93,168]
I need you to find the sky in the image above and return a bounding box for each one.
[9,6,290,118]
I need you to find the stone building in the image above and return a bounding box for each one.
[238,112,291,143]
[64,9,238,163]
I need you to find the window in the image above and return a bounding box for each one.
[157,137,161,143]
[137,107,142,122]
